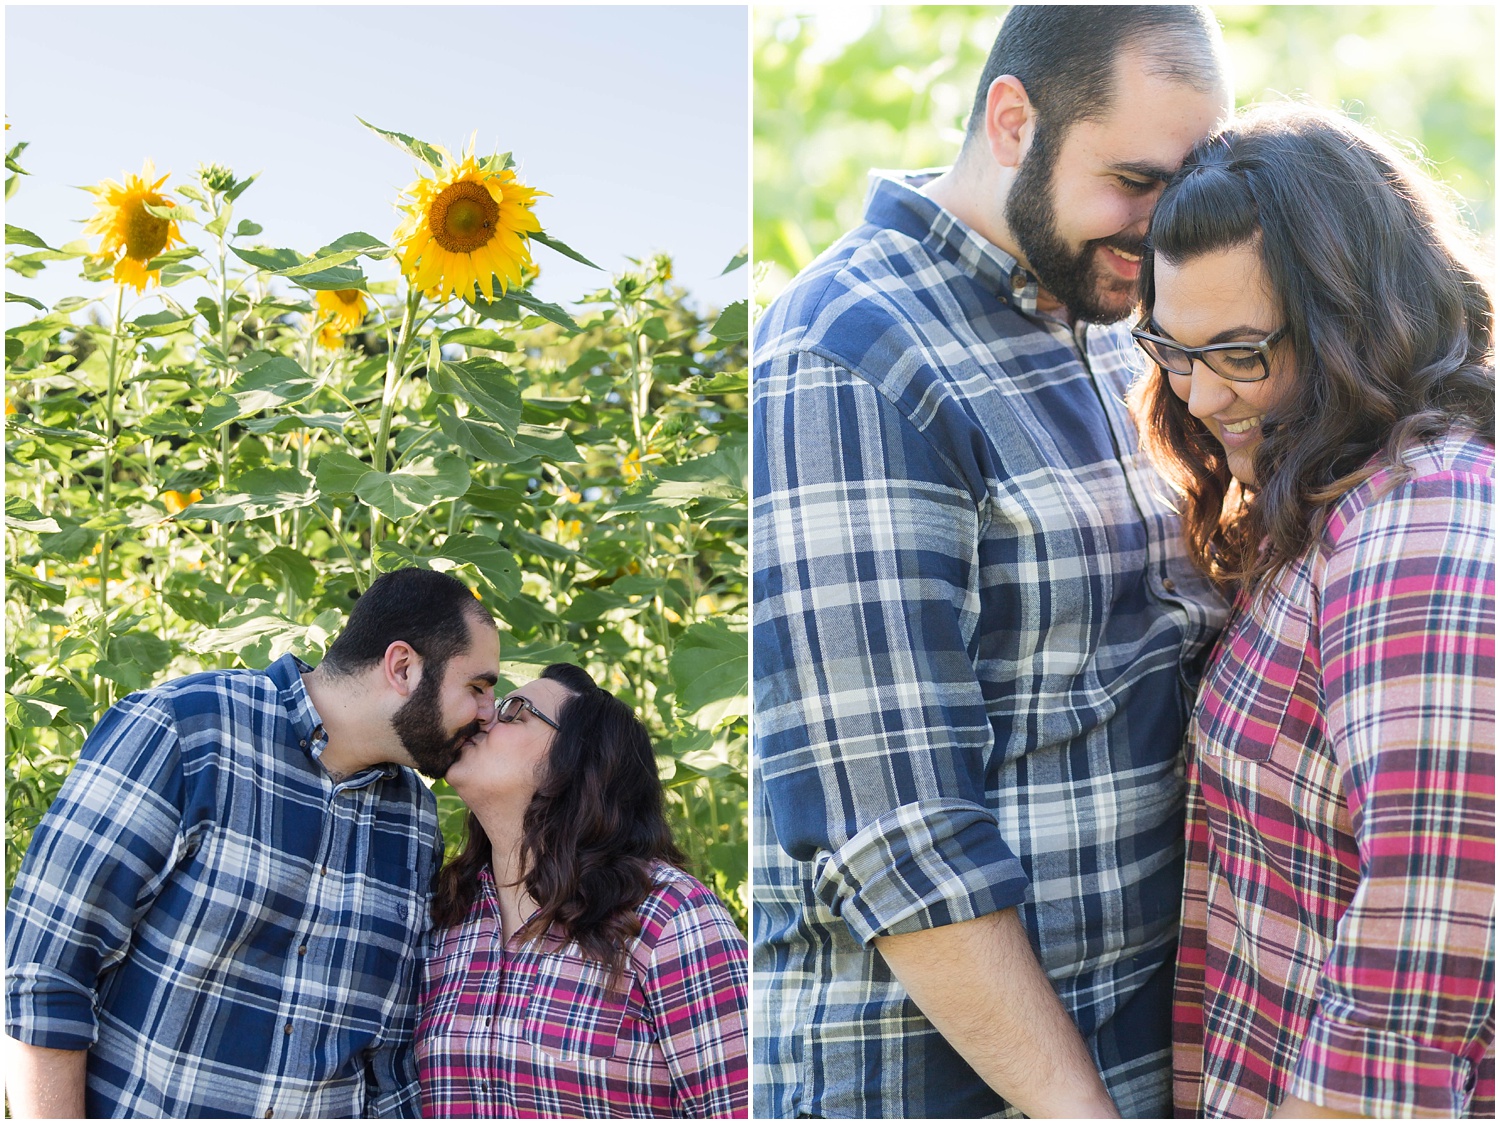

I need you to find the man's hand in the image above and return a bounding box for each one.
[4,1038,88,1118]
[874,908,1121,1119]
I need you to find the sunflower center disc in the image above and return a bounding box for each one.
[430,181,499,254]
[124,199,170,262]
[333,289,362,308]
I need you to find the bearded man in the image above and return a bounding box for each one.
[752,6,1234,1117]
[6,567,500,1118]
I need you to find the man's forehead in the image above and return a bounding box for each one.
[1084,76,1229,171]
[451,618,500,678]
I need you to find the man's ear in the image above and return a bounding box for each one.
[983,74,1035,170]
[382,640,422,698]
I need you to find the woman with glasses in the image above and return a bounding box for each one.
[1131,104,1494,1118]
[414,663,749,1118]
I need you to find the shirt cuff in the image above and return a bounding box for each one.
[812,798,1030,946]
[5,967,99,1051]
[1288,1009,1476,1116]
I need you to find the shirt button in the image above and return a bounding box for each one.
[299,739,307,748]
[264,1112,273,1119]
[284,1022,293,1035]
[298,945,308,957]
[320,865,328,876]
[1162,578,1177,592]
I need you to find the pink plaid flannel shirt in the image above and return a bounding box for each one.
[416,863,748,1118]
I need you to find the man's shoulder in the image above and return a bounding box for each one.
[124,664,282,724]
[758,220,941,358]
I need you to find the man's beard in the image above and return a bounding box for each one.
[1005,126,1144,325]
[391,666,481,779]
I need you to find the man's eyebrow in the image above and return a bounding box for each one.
[473,672,499,686]
[1110,160,1176,183]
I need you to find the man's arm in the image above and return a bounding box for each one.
[876,910,1119,1119]
[4,1038,87,1119]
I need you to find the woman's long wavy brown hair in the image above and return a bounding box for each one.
[1133,103,1494,592]
[431,663,687,979]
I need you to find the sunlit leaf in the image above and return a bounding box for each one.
[357,117,445,171]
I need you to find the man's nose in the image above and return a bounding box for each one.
[476,691,498,727]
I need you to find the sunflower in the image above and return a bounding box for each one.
[393,148,543,303]
[161,489,203,515]
[314,288,369,348]
[82,160,184,291]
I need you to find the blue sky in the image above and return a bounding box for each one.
[5,5,750,315]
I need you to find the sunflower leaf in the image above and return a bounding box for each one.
[429,357,522,430]
[199,354,316,429]
[292,267,368,292]
[709,300,748,342]
[6,225,53,251]
[279,248,368,278]
[6,293,45,310]
[720,248,749,275]
[232,245,306,273]
[479,152,515,174]
[531,231,601,270]
[185,467,318,524]
[354,454,471,520]
[504,290,580,333]
[357,117,445,173]
[6,497,61,533]
[313,449,373,496]
[142,202,197,224]
[205,201,233,239]
[439,327,516,353]
[224,173,259,203]
[436,533,522,601]
[145,247,200,271]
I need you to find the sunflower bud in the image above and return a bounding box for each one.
[198,163,236,194]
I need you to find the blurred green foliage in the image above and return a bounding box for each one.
[755,5,1495,300]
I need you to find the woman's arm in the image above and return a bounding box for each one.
[643,885,749,1118]
[1290,466,1494,1117]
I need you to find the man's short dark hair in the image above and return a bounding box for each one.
[965,5,1225,145]
[320,568,493,679]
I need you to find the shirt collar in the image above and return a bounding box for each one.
[269,653,400,783]
[864,168,1049,317]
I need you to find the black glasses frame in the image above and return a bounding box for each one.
[496,694,560,730]
[1131,322,1287,384]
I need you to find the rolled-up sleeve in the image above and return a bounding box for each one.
[5,695,185,1050]
[1288,469,1495,1115]
[754,352,1030,944]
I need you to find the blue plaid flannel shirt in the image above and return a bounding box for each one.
[6,653,441,1118]
[752,172,1228,1118]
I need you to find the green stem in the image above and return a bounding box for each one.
[370,289,423,571]
[216,196,233,586]
[94,285,126,706]
[317,504,366,589]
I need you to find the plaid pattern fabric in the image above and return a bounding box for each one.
[5,653,439,1119]
[752,171,1228,1118]
[416,863,749,1118]
[1173,431,1496,1117]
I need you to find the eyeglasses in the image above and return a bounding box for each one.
[496,694,559,730]
[1131,321,1287,383]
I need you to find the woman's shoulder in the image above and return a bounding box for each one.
[631,863,744,944]
[1325,428,1494,547]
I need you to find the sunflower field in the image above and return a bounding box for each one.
[3,123,750,928]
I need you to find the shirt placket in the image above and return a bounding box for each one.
[256,765,375,1119]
